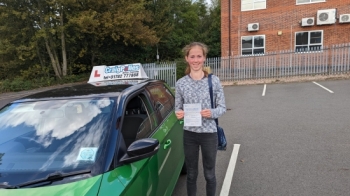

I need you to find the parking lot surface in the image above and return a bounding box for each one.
[173,79,350,196]
[1,79,350,195]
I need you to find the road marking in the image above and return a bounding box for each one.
[262,84,266,96]
[220,144,241,196]
[312,81,334,93]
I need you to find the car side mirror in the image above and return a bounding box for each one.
[120,138,159,164]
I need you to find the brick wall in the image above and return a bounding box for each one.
[221,0,350,57]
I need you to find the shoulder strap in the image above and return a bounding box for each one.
[208,74,219,125]
[208,74,213,108]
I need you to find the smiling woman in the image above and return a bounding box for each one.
[175,42,226,196]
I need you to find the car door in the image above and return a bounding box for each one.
[116,93,161,196]
[145,83,185,195]
[109,85,184,196]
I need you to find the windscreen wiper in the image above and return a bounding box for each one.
[2,169,91,189]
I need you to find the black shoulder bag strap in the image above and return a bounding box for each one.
[208,74,219,126]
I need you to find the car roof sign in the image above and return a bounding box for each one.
[88,63,148,84]
[89,80,147,87]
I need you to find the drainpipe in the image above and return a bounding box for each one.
[229,0,232,57]
[290,25,293,51]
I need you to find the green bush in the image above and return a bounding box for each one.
[59,73,90,84]
[0,78,35,92]
[0,73,89,93]
[20,64,50,80]
[175,58,187,80]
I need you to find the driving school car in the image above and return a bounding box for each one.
[0,63,185,196]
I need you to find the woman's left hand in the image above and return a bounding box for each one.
[200,109,211,118]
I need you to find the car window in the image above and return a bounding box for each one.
[121,95,157,147]
[136,111,157,140]
[0,98,114,181]
[146,84,174,122]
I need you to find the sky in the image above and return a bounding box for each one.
[193,0,213,6]
[206,0,212,6]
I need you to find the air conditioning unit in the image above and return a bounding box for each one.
[248,23,259,31]
[339,14,350,23]
[301,17,314,26]
[317,9,336,25]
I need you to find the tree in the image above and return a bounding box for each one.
[0,1,39,79]
[66,0,159,66]
[0,0,160,79]
[155,0,221,59]
[0,0,222,81]
[204,0,221,57]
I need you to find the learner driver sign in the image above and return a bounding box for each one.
[88,63,149,83]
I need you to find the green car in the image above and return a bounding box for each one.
[0,64,185,195]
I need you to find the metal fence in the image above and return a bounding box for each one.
[143,43,350,87]
[207,43,350,82]
[143,62,177,88]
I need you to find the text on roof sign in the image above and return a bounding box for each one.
[105,64,140,74]
[88,63,148,84]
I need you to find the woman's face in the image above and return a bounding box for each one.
[185,46,206,72]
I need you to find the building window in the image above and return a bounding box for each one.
[242,0,266,11]
[295,31,323,52]
[296,0,325,5]
[241,35,265,55]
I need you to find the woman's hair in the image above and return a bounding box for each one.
[182,42,209,76]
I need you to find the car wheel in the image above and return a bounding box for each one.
[181,162,187,175]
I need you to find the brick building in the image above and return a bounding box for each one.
[221,0,350,57]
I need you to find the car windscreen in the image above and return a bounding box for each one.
[0,98,114,187]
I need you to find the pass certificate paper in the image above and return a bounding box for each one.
[184,104,202,127]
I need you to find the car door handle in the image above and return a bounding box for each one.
[164,139,172,150]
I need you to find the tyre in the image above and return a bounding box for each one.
[181,161,187,175]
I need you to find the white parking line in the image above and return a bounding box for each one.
[312,81,334,93]
[220,144,241,196]
[262,84,266,96]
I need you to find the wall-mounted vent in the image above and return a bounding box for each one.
[248,23,259,31]
[339,14,350,23]
[317,9,336,25]
[301,17,314,26]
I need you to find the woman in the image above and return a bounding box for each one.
[175,42,226,196]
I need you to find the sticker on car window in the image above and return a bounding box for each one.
[77,147,98,161]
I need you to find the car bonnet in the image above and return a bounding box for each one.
[0,175,103,196]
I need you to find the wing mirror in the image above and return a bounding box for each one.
[120,138,159,164]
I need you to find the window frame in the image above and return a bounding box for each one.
[136,94,158,139]
[296,0,325,5]
[241,35,266,56]
[294,30,323,52]
[241,0,266,11]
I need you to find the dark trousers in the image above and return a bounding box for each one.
[183,130,218,196]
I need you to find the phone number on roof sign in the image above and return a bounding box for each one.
[103,72,139,80]
[105,64,140,74]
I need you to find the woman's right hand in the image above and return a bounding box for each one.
[175,110,184,120]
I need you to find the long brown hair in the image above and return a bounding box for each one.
[182,42,209,77]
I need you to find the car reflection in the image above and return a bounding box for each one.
[0,98,114,172]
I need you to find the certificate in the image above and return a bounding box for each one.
[183,104,202,127]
